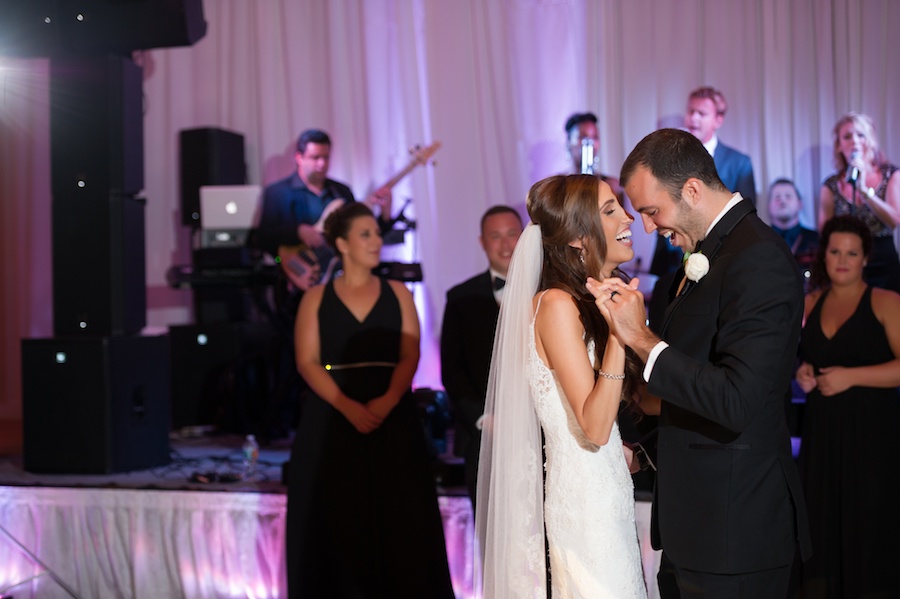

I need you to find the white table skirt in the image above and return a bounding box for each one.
[0,487,659,599]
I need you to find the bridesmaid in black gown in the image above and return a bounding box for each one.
[795,216,900,599]
[287,203,454,598]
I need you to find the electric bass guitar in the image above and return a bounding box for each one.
[278,141,441,289]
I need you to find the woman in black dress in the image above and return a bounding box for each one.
[795,215,900,598]
[287,202,454,598]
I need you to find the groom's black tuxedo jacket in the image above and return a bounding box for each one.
[649,199,812,574]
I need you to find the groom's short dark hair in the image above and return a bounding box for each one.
[620,128,727,201]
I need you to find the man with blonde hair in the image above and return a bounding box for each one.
[684,86,756,205]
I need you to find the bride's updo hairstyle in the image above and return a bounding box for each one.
[526,174,643,406]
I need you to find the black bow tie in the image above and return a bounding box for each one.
[493,277,506,291]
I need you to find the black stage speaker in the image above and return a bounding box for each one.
[21,334,171,474]
[169,322,276,432]
[180,128,247,226]
[0,0,206,58]
[51,55,144,196]
[52,193,147,337]
[50,55,147,337]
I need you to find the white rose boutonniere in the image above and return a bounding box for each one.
[684,251,710,282]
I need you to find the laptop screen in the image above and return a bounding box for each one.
[199,185,262,231]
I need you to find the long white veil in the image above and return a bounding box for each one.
[475,222,546,598]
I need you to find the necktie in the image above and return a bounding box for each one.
[493,277,506,291]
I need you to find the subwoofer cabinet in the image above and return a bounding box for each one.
[21,334,171,474]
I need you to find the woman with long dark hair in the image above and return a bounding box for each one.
[476,175,648,598]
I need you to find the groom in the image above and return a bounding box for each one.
[598,129,810,598]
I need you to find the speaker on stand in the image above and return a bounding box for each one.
[50,55,146,338]
[15,1,209,476]
[178,127,254,324]
[179,127,247,227]
[21,54,171,475]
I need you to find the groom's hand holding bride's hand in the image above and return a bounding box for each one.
[586,276,657,363]
[587,276,639,319]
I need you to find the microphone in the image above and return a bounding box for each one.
[580,138,595,175]
[845,151,861,184]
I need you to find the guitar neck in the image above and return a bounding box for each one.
[360,160,421,209]
[362,141,440,207]
[380,161,422,192]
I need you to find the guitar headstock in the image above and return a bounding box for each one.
[380,141,443,191]
[409,141,442,166]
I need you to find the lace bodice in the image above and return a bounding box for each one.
[525,292,647,598]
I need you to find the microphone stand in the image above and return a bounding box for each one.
[390,197,415,230]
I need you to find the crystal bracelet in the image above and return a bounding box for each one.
[598,370,625,380]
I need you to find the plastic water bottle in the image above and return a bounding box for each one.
[242,434,259,481]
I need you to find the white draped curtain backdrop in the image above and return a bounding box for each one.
[1,0,898,418]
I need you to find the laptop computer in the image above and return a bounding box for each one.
[199,185,262,247]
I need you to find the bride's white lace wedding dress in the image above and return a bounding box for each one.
[527,295,647,599]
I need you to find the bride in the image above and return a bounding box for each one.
[476,174,648,598]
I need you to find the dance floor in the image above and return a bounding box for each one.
[0,422,661,599]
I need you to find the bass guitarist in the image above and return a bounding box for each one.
[258,128,439,288]
[256,128,394,276]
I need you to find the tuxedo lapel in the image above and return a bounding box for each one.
[660,200,756,336]
[660,277,687,335]
[694,200,754,262]
[669,266,685,300]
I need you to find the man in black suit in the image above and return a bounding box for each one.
[596,128,810,598]
[440,205,523,502]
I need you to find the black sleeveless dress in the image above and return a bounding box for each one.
[286,278,454,598]
[798,286,900,598]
